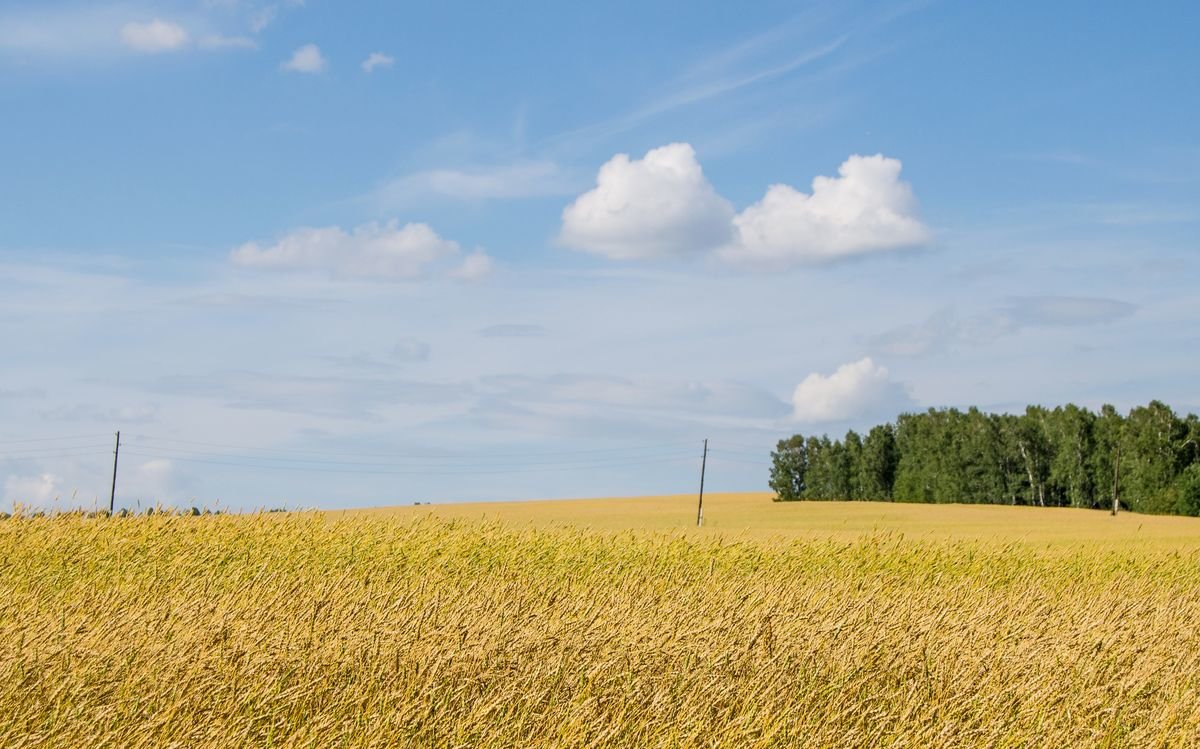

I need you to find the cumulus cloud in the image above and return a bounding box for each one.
[4,473,62,506]
[451,250,494,281]
[231,220,461,280]
[722,154,930,268]
[361,51,394,72]
[559,143,734,260]
[560,146,929,268]
[281,43,326,73]
[120,19,189,53]
[791,357,909,422]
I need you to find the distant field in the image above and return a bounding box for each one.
[352,491,1200,546]
[4,497,1200,746]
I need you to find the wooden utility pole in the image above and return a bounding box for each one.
[696,438,708,527]
[1110,442,1120,516]
[109,431,120,515]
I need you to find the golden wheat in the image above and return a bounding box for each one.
[2,509,1199,747]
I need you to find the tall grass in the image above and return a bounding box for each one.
[2,512,1199,747]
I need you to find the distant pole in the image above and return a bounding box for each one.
[109,431,120,515]
[696,438,708,527]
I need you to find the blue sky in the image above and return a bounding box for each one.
[1,0,1197,510]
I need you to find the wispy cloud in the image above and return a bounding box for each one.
[370,161,574,208]
[0,3,270,61]
[543,35,848,150]
[872,296,1138,357]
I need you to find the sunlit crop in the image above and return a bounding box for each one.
[2,505,1199,747]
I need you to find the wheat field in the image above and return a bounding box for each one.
[3,495,1200,747]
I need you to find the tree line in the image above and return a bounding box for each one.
[769,401,1200,515]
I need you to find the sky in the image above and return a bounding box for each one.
[1,0,1198,511]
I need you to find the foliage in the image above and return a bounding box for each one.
[771,400,1200,514]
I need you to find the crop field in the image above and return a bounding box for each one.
[4,494,1200,747]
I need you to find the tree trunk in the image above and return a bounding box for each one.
[1018,441,1040,507]
[1111,443,1121,516]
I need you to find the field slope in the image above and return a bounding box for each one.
[3,496,1200,747]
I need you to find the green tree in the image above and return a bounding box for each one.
[844,430,864,500]
[803,436,833,500]
[769,435,807,501]
[1092,404,1125,511]
[859,424,897,500]
[1044,404,1096,508]
[1170,464,1200,516]
[1014,406,1052,506]
[1122,401,1187,513]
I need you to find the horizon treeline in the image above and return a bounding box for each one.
[769,401,1200,516]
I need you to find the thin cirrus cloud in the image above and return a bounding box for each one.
[230,220,492,282]
[281,43,326,73]
[872,297,1138,357]
[370,161,575,208]
[198,34,257,50]
[791,357,912,423]
[559,143,931,269]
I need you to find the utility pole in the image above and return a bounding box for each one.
[109,431,120,516]
[696,438,708,527]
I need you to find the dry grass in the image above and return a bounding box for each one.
[3,500,1200,747]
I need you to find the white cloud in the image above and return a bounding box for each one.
[199,34,257,50]
[230,220,461,280]
[120,19,190,53]
[361,51,394,72]
[374,161,571,205]
[791,357,908,422]
[721,154,930,268]
[281,43,326,73]
[559,143,734,260]
[451,250,494,281]
[4,473,62,507]
[126,459,176,506]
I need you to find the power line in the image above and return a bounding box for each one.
[129,434,699,460]
[120,449,698,476]
[0,434,110,446]
[0,449,110,460]
[0,443,113,455]
[124,442,698,469]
